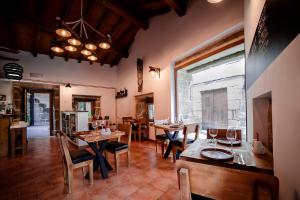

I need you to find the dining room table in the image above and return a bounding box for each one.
[176,138,275,199]
[153,123,184,159]
[74,129,125,179]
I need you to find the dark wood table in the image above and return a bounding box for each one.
[75,130,125,179]
[176,139,275,199]
[153,124,184,158]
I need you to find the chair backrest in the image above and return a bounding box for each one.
[207,128,242,140]
[60,135,73,168]
[182,124,199,150]
[117,123,132,147]
[55,131,64,158]
[122,116,133,124]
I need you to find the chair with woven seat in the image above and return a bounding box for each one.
[105,124,132,174]
[57,132,94,193]
[172,124,199,163]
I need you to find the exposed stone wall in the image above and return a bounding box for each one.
[178,71,246,138]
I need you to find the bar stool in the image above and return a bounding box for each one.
[10,121,28,157]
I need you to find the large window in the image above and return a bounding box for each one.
[176,42,246,139]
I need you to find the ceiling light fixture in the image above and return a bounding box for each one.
[88,55,98,61]
[3,63,23,80]
[68,38,81,46]
[65,45,77,52]
[51,46,64,53]
[51,0,112,62]
[81,49,92,56]
[207,0,223,3]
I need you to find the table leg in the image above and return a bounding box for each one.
[88,141,112,179]
[163,130,179,158]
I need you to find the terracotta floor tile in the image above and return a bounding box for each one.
[0,138,179,200]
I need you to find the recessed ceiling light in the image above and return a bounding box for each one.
[207,0,223,3]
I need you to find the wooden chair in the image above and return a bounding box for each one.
[58,133,94,193]
[135,118,149,142]
[172,124,199,163]
[207,128,242,140]
[105,124,132,174]
[178,167,279,200]
[154,119,169,155]
[122,116,133,124]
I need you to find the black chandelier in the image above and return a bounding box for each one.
[50,0,111,62]
[3,63,23,80]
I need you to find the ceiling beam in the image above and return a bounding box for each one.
[163,0,188,16]
[97,0,149,30]
[0,55,19,61]
[6,15,128,58]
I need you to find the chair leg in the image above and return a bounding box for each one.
[115,153,119,174]
[67,169,73,194]
[88,162,93,185]
[82,166,86,178]
[161,142,165,155]
[63,162,68,184]
[138,132,141,142]
[155,140,158,153]
[172,147,177,163]
[127,151,130,167]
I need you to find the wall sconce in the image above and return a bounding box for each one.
[65,83,71,88]
[149,66,160,78]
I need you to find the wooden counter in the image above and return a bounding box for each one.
[0,116,10,157]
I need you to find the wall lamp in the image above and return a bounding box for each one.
[149,66,160,78]
[65,83,71,88]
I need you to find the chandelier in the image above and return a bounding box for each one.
[50,0,111,62]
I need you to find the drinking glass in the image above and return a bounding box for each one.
[226,127,237,152]
[209,129,218,145]
[92,121,97,130]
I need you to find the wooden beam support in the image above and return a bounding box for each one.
[163,0,188,16]
[0,47,19,54]
[97,0,149,30]
[0,55,19,61]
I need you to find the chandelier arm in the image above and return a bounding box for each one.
[71,21,81,31]
[64,19,81,25]
[84,21,106,38]
[80,20,83,38]
[82,23,88,40]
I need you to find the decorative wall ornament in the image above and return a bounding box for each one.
[137,58,143,92]
[116,88,128,98]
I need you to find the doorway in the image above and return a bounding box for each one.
[26,92,51,138]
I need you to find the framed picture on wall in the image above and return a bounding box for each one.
[0,101,7,115]
[0,95,6,101]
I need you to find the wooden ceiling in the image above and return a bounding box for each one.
[0,0,188,66]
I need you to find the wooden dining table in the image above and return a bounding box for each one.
[74,130,125,179]
[176,138,276,199]
[153,124,184,158]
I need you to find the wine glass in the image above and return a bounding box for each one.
[92,121,97,130]
[209,129,218,145]
[226,127,237,152]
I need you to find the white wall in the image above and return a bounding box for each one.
[116,0,244,121]
[0,51,117,122]
[245,0,300,198]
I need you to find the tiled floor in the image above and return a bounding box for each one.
[27,126,50,138]
[0,137,180,200]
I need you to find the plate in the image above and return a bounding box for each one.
[217,138,241,145]
[200,148,233,162]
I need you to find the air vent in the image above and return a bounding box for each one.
[30,73,43,78]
